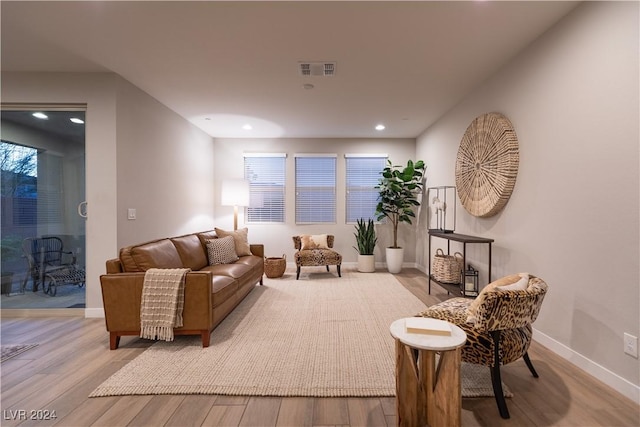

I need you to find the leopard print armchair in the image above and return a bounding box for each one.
[418,275,548,419]
[292,235,342,280]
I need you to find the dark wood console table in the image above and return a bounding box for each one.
[428,231,494,297]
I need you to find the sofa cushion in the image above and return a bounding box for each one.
[201,263,253,279]
[235,255,265,282]
[197,230,217,248]
[171,234,208,271]
[119,246,137,272]
[206,236,239,265]
[215,227,252,256]
[211,275,238,308]
[235,254,264,269]
[125,239,184,272]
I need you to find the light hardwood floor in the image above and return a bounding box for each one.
[1,269,638,427]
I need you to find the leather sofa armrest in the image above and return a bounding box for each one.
[100,271,213,333]
[250,244,264,258]
[105,258,123,274]
[100,272,145,332]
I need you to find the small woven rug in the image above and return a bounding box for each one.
[89,271,511,398]
[461,362,513,398]
[1,344,38,362]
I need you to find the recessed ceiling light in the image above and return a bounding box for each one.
[32,112,48,120]
[70,118,84,124]
[242,124,253,130]
[375,124,386,131]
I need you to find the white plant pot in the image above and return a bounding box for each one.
[357,254,375,273]
[385,247,404,274]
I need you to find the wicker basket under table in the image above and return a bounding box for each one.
[432,249,463,284]
[264,255,286,278]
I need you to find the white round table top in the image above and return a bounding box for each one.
[390,318,467,351]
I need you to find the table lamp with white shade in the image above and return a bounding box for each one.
[221,179,250,230]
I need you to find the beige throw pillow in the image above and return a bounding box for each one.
[300,234,329,250]
[214,227,252,257]
[206,236,239,265]
[466,273,529,323]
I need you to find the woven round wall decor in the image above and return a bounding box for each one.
[455,112,519,218]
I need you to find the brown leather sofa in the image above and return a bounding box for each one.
[100,230,264,350]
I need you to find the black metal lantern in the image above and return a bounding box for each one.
[462,264,479,297]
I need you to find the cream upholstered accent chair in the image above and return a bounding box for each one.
[418,274,548,419]
[292,234,342,280]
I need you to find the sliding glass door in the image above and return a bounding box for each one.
[1,108,86,310]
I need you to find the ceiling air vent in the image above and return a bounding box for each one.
[298,61,337,77]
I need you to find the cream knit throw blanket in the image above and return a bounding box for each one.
[140,268,190,342]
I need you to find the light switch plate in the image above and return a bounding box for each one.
[127,208,136,220]
[624,333,638,358]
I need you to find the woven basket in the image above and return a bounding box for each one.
[264,255,286,278]
[432,249,463,284]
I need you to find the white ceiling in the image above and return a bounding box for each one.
[1,1,579,139]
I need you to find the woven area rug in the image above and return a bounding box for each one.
[1,344,38,362]
[90,271,511,398]
[461,362,512,398]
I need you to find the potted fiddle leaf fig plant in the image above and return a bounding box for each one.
[353,218,377,273]
[375,159,426,273]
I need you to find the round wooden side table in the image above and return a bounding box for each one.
[390,318,467,427]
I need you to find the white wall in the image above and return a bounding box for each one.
[213,138,418,265]
[416,2,639,401]
[115,77,215,246]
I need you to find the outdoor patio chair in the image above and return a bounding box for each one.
[22,236,85,296]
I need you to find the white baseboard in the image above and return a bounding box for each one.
[341,261,420,270]
[1,308,84,318]
[533,329,639,404]
[381,262,420,270]
[286,261,423,271]
[85,307,105,318]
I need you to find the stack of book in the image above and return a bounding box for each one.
[405,317,452,336]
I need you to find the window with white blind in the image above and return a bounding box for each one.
[345,154,387,223]
[295,154,336,224]
[243,153,286,223]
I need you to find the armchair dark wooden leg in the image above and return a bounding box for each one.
[326,265,330,272]
[296,266,301,280]
[490,330,510,419]
[523,352,539,378]
[337,265,341,277]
